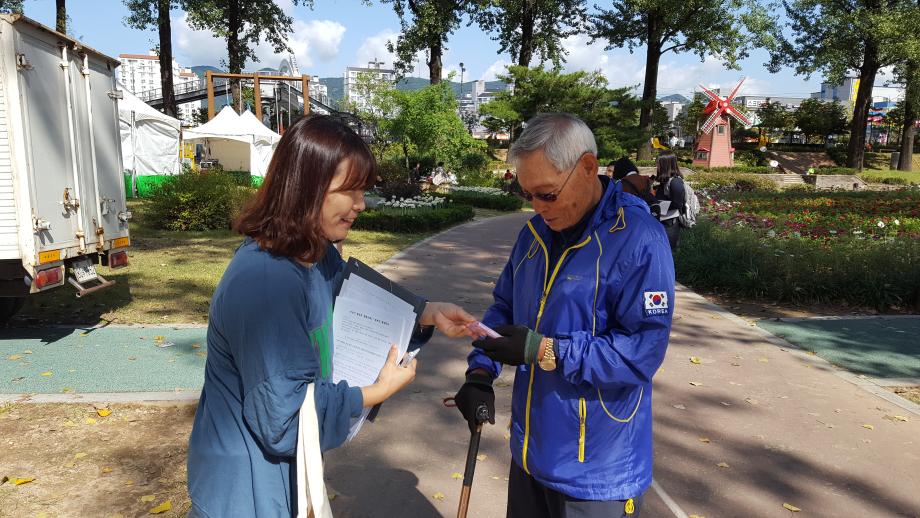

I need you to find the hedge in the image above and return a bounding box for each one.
[434,191,523,211]
[687,173,776,191]
[353,204,475,233]
[694,166,774,174]
[146,171,255,231]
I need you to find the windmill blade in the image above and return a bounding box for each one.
[698,84,722,103]
[701,108,723,134]
[726,104,752,126]
[725,77,746,103]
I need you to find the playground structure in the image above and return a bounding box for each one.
[204,70,310,123]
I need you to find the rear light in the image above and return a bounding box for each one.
[109,250,129,268]
[34,266,64,289]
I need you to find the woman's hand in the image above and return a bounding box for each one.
[421,302,477,338]
[361,346,417,407]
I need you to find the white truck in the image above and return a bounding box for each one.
[0,14,131,323]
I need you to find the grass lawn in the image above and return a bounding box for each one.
[859,169,920,185]
[11,200,435,326]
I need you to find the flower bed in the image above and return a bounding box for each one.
[354,195,474,233]
[434,186,524,211]
[676,188,920,310]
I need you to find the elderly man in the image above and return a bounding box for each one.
[454,113,674,517]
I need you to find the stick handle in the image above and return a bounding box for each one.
[457,422,483,518]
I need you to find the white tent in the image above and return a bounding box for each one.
[184,106,281,177]
[118,86,181,176]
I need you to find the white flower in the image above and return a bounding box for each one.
[877,220,885,228]
[894,219,900,226]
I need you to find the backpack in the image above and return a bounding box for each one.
[665,177,701,228]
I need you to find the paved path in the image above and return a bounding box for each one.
[2,211,919,516]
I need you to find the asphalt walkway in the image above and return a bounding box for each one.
[2,211,919,516]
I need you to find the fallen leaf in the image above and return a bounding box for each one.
[0,476,7,484]
[128,357,137,361]
[720,401,732,406]
[889,415,908,422]
[85,417,97,425]
[64,462,76,468]
[13,477,35,485]
[125,480,135,486]
[758,358,769,363]
[74,452,87,459]
[101,467,113,474]
[673,404,687,410]
[689,515,706,518]
[149,501,172,514]
[61,387,73,393]
[689,356,701,365]
[196,352,207,358]
[744,398,758,405]
[23,350,32,354]
[730,362,741,367]
[716,462,730,469]
[40,371,53,377]
[432,492,445,501]
[698,437,711,443]
[783,503,801,512]
[140,495,155,502]
[689,381,703,386]
[327,489,338,501]
[191,343,201,349]
[451,472,463,479]
[7,354,22,360]
[862,424,874,430]
[109,514,125,518]
[63,420,77,427]
[36,513,48,518]
[153,335,165,343]
[97,408,112,417]
[476,454,487,461]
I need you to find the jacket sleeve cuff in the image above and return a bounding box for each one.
[347,385,364,418]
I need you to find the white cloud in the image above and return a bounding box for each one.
[480,59,510,81]
[355,29,399,69]
[173,13,345,72]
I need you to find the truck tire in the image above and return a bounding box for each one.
[0,296,26,326]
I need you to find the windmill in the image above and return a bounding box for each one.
[693,77,752,168]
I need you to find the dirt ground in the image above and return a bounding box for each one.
[0,402,196,518]
[699,290,897,322]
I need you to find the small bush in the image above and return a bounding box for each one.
[814,167,858,175]
[694,166,774,174]
[377,161,421,200]
[147,171,255,231]
[688,173,776,191]
[827,146,848,166]
[457,168,503,188]
[353,204,475,233]
[435,190,523,211]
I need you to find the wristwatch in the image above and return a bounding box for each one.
[538,338,557,371]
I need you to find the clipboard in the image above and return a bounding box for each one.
[334,257,428,422]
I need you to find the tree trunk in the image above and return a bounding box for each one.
[157,0,177,118]
[637,14,662,161]
[517,1,535,67]
[428,39,442,85]
[898,64,918,171]
[847,41,880,171]
[55,0,66,33]
[227,0,243,113]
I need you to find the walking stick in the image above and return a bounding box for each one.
[457,403,490,518]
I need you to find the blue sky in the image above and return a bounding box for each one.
[22,0,827,99]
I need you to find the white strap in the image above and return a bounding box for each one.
[296,383,333,518]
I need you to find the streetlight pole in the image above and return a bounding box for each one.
[459,62,465,102]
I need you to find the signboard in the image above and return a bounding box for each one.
[746,99,764,108]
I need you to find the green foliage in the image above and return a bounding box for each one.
[147,171,255,231]
[688,173,776,190]
[0,0,24,13]
[468,0,587,67]
[478,66,642,153]
[694,166,774,174]
[383,0,463,82]
[860,170,920,185]
[815,166,859,175]
[377,161,421,200]
[676,219,920,310]
[433,190,523,210]
[827,146,848,166]
[733,148,766,166]
[756,101,793,136]
[354,204,474,233]
[794,99,849,143]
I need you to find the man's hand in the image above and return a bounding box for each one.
[472,325,544,366]
[453,371,495,433]
[421,302,477,338]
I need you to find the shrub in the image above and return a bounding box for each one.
[815,167,858,175]
[457,168,503,188]
[147,171,255,231]
[694,165,774,174]
[353,204,475,233]
[688,173,776,191]
[377,161,421,200]
[435,188,523,211]
[827,146,847,166]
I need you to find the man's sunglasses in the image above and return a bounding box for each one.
[518,153,587,203]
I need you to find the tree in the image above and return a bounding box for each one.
[592,0,773,160]
[0,1,24,13]
[339,71,401,157]
[56,0,65,33]
[757,101,792,143]
[183,0,309,112]
[674,96,707,138]
[768,0,918,169]
[124,0,179,117]
[383,0,463,84]
[468,0,587,67]
[475,66,642,157]
[897,74,919,169]
[794,99,849,143]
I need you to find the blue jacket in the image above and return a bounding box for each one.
[468,181,675,501]
[188,240,364,518]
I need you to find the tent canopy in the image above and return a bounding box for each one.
[184,106,280,176]
[118,85,181,177]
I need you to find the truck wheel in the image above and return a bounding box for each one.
[0,296,26,326]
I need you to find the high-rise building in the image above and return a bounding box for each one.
[344,60,395,113]
[118,51,199,124]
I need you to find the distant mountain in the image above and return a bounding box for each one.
[659,93,691,104]
[317,76,509,106]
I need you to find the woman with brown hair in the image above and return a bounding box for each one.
[653,151,686,249]
[186,115,476,517]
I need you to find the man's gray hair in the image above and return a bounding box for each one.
[508,113,597,173]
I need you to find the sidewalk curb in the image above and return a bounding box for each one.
[677,283,920,417]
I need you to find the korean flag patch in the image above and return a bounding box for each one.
[643,291,669,316]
